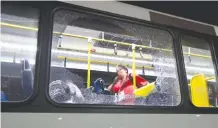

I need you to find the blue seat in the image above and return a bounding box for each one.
[92,78,105,93]
[1,91,7,101]
[21,59,34,99]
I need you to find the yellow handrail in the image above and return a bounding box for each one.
[1,22,38,31]
[87,38,92,88]
[57,56,154,70]
[206,76,216,81]
[132,44,137,89]
[183,52,211,59]
[1,22,212,59]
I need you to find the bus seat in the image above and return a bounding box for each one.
[190,74,209,107]
[21,59,34,99]
[1,91,7,101]
[134,82,155,97]
[92,78,105,93]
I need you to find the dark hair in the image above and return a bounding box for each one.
[116,65,128,73]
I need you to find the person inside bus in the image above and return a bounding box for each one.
[107,65,149,105]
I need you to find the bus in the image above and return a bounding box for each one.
[1,1,218,128]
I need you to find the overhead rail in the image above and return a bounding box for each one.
[57,46,153,60]
[1,22,212,59]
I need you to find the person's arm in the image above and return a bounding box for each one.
[107,84,113,91]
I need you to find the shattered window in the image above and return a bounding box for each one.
[49,10,181,106]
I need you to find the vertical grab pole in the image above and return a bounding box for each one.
[132,44,137,89]
[87,37,92,88]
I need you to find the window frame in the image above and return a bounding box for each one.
[1,2,41,104]
[46,7,184,109]
[180,33,218,108]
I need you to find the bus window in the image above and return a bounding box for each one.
[49,10,181,106]
[181,35,218,107]
[0,4,39,102]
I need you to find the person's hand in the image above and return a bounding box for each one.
[155,82,161,92]
[107,84,113,91]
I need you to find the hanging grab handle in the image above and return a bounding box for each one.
[139,47,143,58]
[114,43,117,55]
[58,34,63,47]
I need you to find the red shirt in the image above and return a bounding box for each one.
[111,74,148,104]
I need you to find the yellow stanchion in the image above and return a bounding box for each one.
[87,37,92,88]
[132,44,137,89]
[0,22,212,59]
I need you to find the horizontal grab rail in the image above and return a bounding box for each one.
[57,46,153,60]
[57,56,154,70]
[206,76,216,81]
